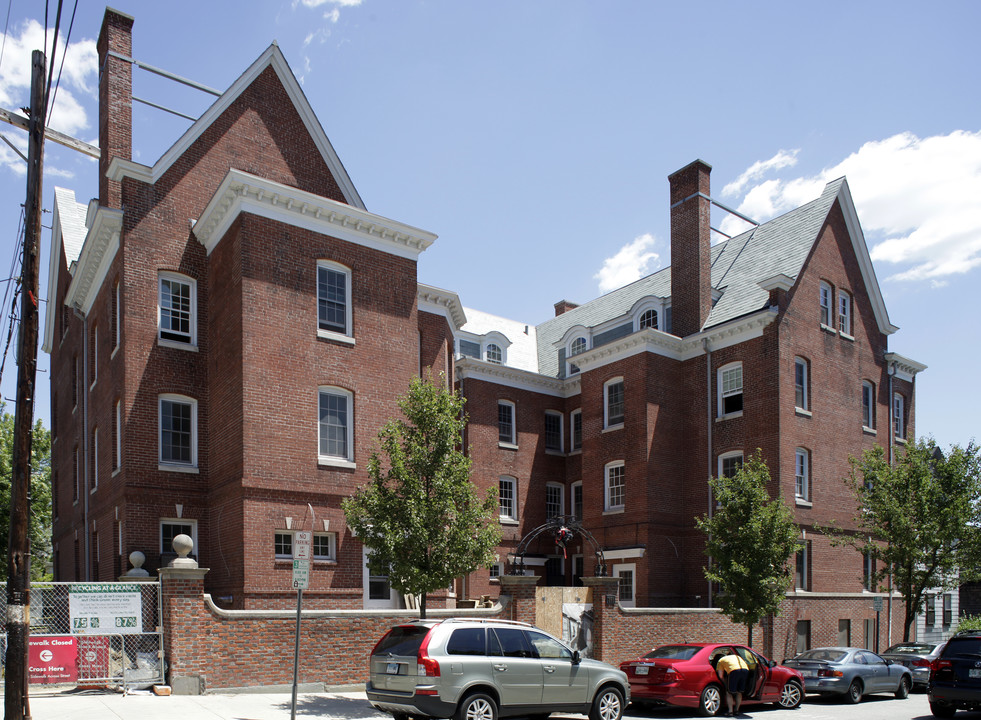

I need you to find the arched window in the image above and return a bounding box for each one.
[568,336,587,374]
[639,308,658,330]
[486,343,502,364]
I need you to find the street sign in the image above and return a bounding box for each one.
[292,531,311,590]
[873,596,883,612]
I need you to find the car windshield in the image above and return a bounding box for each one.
[642,645,699,660]
[795,649,847,662]
[373,625,430,656]
[884,643,934,655]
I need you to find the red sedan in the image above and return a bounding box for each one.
[620,643,804,716]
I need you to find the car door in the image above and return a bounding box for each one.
[526,629,588,706]
[488,627,544,707]
[857,651,888,692]
[736,647,771,700]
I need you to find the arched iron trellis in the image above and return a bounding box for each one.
[506,515,607,577]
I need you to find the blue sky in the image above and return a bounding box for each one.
[0,1,977,448]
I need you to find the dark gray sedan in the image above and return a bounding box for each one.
[881,641,945,690]
[784,647,913,703]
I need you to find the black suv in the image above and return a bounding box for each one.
[929,630,981,717]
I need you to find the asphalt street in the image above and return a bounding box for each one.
[19,687,961,720]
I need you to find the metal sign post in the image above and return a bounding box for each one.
[873,596,883,653]
[291,516,313,720]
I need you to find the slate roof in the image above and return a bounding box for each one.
[532,178,846,378]
[461,307,539,373]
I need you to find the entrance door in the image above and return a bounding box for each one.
[363,547,398,608]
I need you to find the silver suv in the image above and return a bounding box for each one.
[366,618,629,720]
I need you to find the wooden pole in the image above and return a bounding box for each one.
[5,48,47,720]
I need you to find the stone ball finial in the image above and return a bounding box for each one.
[124,550,150,577]
[168,533,198,568]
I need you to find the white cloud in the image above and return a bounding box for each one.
[722,149,799,197]
[594,233,661,294]
[723,131,981,283]
[297,0,362,6]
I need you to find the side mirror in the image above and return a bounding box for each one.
[769,659,776,668]
[572,650,582,665]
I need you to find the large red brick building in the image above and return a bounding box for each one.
[45,9,924,640]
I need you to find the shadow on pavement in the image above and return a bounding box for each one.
[272,693,385,719]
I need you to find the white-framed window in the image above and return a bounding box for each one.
[638,308,658,330]
[274,531,293,559]
[571,481,583,521]
[838,290,852,336]
[158,394,198,469]
[718,451,744,479]
[498,400,516,446]
[317,260,352,340]
[160,519,197,556]
[489,562,503,579]
[275,531,336,561]
[112,279,120,351]
[568,336,587,374]
[718,362,743,417]
[486,343,502,365]
[158,272,196,346]
[570,409,582,451]
[943,593,953,625]
[319,386,354,464]
[499,475,517,522]
[545,482,564,519]
[863,550,875,591]
[893,392,905,439]
[862,381,875,429]
[795,540,812,590]
[604,377,625,429]
[458,339,481,359]
[91,428,99,492]
[544,411,563,452]
[819,281,832,327]
[90,324,98,387]
[605,461,625,511]
[794,357,809,411]
[113,400,122,471]
[613,563,636,608]
[795,448,810,502]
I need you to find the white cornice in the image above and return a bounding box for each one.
[836,180,898,335]
[42,201,67,354]
[456,358,570,398]
[192,170,435,261]
[418,284,467,330]
[64,207,123,316]
[107,45,365,210]
[885,352,927,381]
[759,273,794,292]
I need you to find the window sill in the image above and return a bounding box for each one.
[895,437,907,446]
[602,423,624,433]
[716,411,743,422]
[863,426,877,436]
[840,332,855,342]
[158,338,199,352]
[112,467,121,477]
[318,457,356,470]
[569,448,582,455]
[111,345,120,360]
[795,407,812,418]
[276,558,337,565]
[498,441,518,451]
[500,518,518,526]
[90,487,98,494]
[89,380,97,391]
[159,463,199,474]
[820,323,837,335]
[603,508,625,515]
[545,449,565,457]
[795,498,813,508]
[317,329,356,346]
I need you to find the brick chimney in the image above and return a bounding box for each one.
[668,160,712,337]
[97,8,134,209]
[554,300,579,317]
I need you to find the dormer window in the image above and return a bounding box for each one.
[639,309,658,330]
[569,336,587,374]
[486,343,502,364]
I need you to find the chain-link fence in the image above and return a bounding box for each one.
[0,581,163,692]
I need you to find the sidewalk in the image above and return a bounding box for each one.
[22,687,381,720]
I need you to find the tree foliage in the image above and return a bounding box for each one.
[342,375,500,617]
[696,451,803,644]
[0,404,52,581]
[839,438,981,641]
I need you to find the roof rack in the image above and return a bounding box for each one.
[953,628,981,636]
[437,617,533,628]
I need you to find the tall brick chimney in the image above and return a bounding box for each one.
[97,8,134,209]
[669,160,712,337]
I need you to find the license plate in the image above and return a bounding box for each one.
[387,662,399,675]
[635,666,649,675]
[970,669,981,678]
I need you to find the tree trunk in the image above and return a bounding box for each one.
[747,623,753,647]
[420,592,428,619]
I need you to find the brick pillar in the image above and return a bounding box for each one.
[97,8,134,209]
[669,159,712,337]
[158,566,209,695]
[498,575,540,625]
[582,576,621,664]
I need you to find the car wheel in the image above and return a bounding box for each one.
[895,675,911,699]
[930,700,956,718]
[697,684,723,717]
[776,679,803,709]
[589,685,624,720]
[455,692,497,720]
[845,680,863,704]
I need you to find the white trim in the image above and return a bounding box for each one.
[417,284,467,330]
[318,386,354,463]
[108,45,365,210]
[613,563,636,608]
[794,356,808,412]
[64,207,123,317]
[114,400,121,471]
[160,518,198,556]
[604,460,625,511]
[544,410,563,453]
[316,260,353,338]
[363,547,398,609]
[570,481,583,521]
[795,447,810,502]
[91,428,99,492]
[604,377,625,429]
[499,475,518,522]
[158,394,199,468]
[545,481,564,520]
[717,361,743,418]
[862,380,875,429]
[604,547,646,561]
[884,352,927,381]
[570,409,582,452]
[498,400,516,445]
[158,272,197,347]
[718,451,744,479]
[192,170,433,261]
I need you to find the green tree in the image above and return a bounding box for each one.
[696,451,803,645]
[343,374,500,618]
[839,438,981,641]
[0,404,52,581]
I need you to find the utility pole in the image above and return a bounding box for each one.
[6,48,47,720]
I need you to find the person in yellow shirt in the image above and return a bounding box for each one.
[715,648,749,716]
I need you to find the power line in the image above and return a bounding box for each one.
[47,0,78,127]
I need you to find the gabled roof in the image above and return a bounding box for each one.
[42,188,89,353]
[107,43,364,210]
[532,177,897,378]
